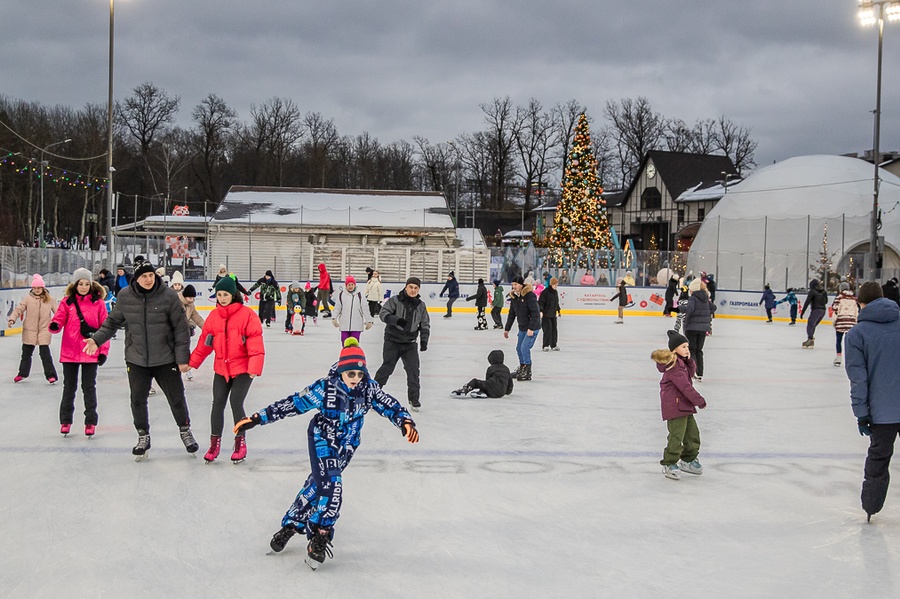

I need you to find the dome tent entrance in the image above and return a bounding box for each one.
[687,155,900,291]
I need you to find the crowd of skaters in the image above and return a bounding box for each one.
[9,259,900,566]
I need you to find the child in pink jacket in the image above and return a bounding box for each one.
[651,330,707,480]
[49,268,110,437]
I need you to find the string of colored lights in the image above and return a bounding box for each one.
[0,153,109,191]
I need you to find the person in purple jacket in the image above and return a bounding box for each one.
[844,281,900,522]
[651,330,708,480]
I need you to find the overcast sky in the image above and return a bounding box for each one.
[2,0,898,172]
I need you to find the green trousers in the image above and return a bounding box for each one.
[661,414,700,465]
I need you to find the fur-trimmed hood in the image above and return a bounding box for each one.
[63,280,107,303]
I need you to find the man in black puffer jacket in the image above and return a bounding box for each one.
[85,262,198,458]
[504,276,541,381]
[375,277,431,411]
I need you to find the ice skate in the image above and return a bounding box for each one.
[517,363,532,381]
[231,435,247,464]
[47,377,57,385]
[451,384,473,398]
[133,430,151,461]
[614,319,624,324]
[148,387,156,396]
[204,435,221,463]
[551,346,560,351]
[542,347,550,352]
[662,464,681,480]
[269,525,297,553]
[84,424,95,437]
[409,399,421,412]
[179,426,199,454]
[305,527,334,570]
[13,375,24,383]
[833,355,842,366]
[467,390,488,398]
[60,424,71,436]
[677,459,703,475]
[801,337,814,349]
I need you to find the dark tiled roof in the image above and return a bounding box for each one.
[621,151,738,208]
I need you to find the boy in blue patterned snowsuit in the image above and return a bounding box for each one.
[234,338,419,569]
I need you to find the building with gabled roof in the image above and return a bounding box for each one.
[607,150,739,251]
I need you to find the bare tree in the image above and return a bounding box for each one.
[191,94,236,203]
[480,97,519,210]
[514,98,559,210]
[452,132,492,210]
[303,112,339,187]
[604,96,666,187]
[714,115,758,174]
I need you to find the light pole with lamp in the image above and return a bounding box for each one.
[858,0,900,279]
[107,0,116,266]
[40,138,71,248]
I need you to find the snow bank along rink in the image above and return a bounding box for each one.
[2,311,896,598]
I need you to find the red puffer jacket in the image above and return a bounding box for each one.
[654,353,706,421]
[190,301,264,380]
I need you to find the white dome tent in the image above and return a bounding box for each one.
[687,155,900,291]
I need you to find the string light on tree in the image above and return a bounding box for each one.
[547,113,611,267]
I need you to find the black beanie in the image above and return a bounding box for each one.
[406,277,421,287]
[858,281,883,305]
[182,284,197,298]
[667,330,689,351]
[134,262,156,279]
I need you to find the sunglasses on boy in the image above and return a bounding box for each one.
[343,371,365,380]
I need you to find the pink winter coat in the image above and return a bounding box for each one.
[50,283,110,364]
[655,353,707,421]
[9,290,55,345]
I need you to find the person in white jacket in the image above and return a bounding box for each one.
[332,276,373,345]
[364,271,384,317]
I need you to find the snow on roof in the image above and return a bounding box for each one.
[676,181,729,203]
[455,228,487,248]
[212,187,453,229]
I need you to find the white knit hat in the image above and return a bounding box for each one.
[170,270,184,286]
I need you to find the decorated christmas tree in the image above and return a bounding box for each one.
[548,113,611,266]
[809,224,841,291]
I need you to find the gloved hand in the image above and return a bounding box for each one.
[858,417,873,437]
[234,413,262,435]
[97,354,107,366]
[277,301,281,306]
[49,322,61,332]
[402,420,419,443]
[332,319,340,328]
[420,342,428,352]
[396,318,408,328]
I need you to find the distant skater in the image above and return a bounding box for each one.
[800,279,828,349]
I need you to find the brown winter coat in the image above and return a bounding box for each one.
[178,292,206,328]
[9,289,55,345]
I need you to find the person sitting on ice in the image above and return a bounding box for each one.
[233,338,419,570]
[451,349,514,398]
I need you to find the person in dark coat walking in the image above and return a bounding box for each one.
[683,278,715,382]
[504,276,541,381]
[538,277,561,351]
[610,278,629,324]
[84,261,198,458]
[439,271,460,317]
[800,278,828,348]
[450,349,514,398]
[466,278,489,330]
[97,269,116,293]
[759,284,777,322]
[375,277,431,411]
[249,270,282,327]
[490,280,505,329]
[663,274,679,316]
[844,281,900,521]
[881,277,900,307]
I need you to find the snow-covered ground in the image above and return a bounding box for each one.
[2,311,897,598]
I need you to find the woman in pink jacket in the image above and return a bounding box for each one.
[49,268,110,436]
[8,274,59,384]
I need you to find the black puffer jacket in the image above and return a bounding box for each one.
[91,277,191,366]
[466,280,488,308]
[505,284,541,332]
[683,289,716,333]
[379,290,431,347]
[538,286,560,317]
[482,349,514,398]
[801,279,829,317]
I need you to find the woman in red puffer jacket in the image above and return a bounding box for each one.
[188,275,265,464]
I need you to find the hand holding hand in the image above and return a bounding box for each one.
[234,413,262,434]
[858,417,873,437]
[179,364,191,373]
[83,339,99,356]
[402,420,419,444]
[49,322,60,332]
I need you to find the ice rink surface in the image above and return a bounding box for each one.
[2,310,898,598]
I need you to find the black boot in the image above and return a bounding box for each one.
[517,363,532,381]
[306,526,334,569]
[270,525,297,553]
